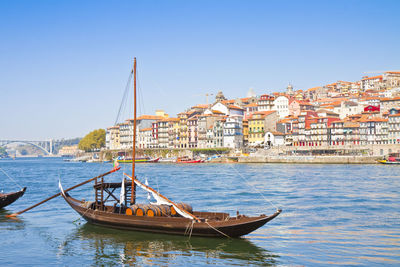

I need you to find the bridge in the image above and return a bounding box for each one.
[0,140,54,155]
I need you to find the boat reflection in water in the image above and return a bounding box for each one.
[63,223,279,266]
[0,209,26,231]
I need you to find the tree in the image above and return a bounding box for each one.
[0,147,8,158]
[78,129,106,152]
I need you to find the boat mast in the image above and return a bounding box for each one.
[131,57,137,205]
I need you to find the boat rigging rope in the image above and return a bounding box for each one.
[205,221,231,238]
[184,220,196,240]
[0,167,22,190]
[136,65,146,116]
[184,221,193,236]
[208,149,280,211]
[114,69,133,126]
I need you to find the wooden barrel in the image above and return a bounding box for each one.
[125,204,145,216]
[171,202,193,216]
[139,204,148,216]
[126,204,175,217]
[159,205,171,216]
[125,206,134,215]
[146,205,162,217]
[178,203,193,214]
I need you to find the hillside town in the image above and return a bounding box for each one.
[105,71,400,157]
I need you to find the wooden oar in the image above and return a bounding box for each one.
[6,167,120,217]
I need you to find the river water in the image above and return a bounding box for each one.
[0,158,399,266]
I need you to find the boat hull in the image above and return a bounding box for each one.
[176,160,203,163]
[61,192,281,238]
[118,158,160,163]
[0,187,26,209]
[378,160,400,164]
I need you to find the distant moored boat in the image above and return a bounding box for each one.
[0,187,26,209]
[378,153,400,164]
[118,157,160,163]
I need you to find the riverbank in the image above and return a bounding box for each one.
[76,151,383,164]
[237,155,381,164]
[70,144,400,164]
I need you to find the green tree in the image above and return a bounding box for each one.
[0,147,8,158]
[78,129,106,152]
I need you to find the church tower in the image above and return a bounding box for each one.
[215,91,227,102]
[287,84,294,95]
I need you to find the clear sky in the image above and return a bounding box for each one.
[1,0,399,140]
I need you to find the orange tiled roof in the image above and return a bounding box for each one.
[108,125,120,129]
[192,104,209,108]
[381,97,400,102]
[140,127,152,132]
[136,115,164,120]
[361,96,381,101]
[221,99,235,104]
[228,105,244,110]
[338,80,352,84]
[359,117,387,122]
[345,122,360,128]
[245,103,258,107]
[270,131,285,136]
[278,118,291,123]
[248,110,276,120]
[385,71,400,74]
[158,117,179,122]
[361,75,383,81]
[298,101,314,106]
[307,86,321,91]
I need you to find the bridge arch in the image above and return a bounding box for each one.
[1,141,51,155]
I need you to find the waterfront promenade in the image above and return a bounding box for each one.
[95,143,398,164]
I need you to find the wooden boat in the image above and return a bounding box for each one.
[158,157,177,163]
[176,157,203,163]
[60,185,281,237]
[118,157,160,163]
[59,58,281,238]
[378,153,400,164]
[0,187,26,209]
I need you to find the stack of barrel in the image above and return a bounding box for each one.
[125,203,192,217]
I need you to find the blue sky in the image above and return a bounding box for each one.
[1,0,399,140]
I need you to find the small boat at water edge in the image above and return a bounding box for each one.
[176,157,204,163]
[0,187,26,209]
[118,157,160,163]
[158,157,177,163]
[378,153,400,164]
[378,160,400,164]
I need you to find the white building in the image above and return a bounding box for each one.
[138,128,153,149]
[334,101,363,119]
[118,115,165,149]
[105,126,120,150]
[273,95,290,118]
[208,102,229,115]
[361,75,383,91]
[264,131,285,147]
[206,119,225,148]
[257,94,274,111]
[223,115,243,148]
